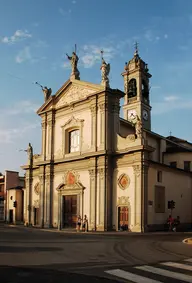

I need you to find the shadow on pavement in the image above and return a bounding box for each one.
[0,266,118,283]
[0,246,62,253]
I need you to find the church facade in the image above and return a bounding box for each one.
[21,48,192,232]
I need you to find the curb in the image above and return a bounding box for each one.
[4,224,192,236]
[183,238,192,245]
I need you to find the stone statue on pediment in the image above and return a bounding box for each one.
[24,143,33,164]
[100,58,110,88]
[42,86,52,101]
[66,51,80,80]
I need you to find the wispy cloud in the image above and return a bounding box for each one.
[1,29,32,44]
[15,46,32,63]
[144,29,168,42]
[31,22,39,27]
[34,40,49,48]
[151,85,161,90]
[15,46,46,64]
[0,100,38,116]
[164,96,179,102]
[72,0,76,3]
[0,123,40,144]
[59,8,72,16]
[153,99,192,115]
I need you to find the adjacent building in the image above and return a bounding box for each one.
[0,170,25,223]
[21,48,192,232]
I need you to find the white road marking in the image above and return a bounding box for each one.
[105,269,163,283]
[161,262,192,271]
[136,265,192,282]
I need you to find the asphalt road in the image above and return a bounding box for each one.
[0,223,192,282]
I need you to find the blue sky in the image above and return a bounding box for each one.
[0,0,192,174]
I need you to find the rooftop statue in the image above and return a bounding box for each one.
[66,47,80,80]
[100,51,110,88]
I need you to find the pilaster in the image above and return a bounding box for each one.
[142,162,149,232]
[44,167,53,228]
[89,168,96,230]
[132,164,142,232]
[99,103,105,150]
[41,119,47,161]
[96,168,105,231]
[39,174,44,228]
[90,105,97,151]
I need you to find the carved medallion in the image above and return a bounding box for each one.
[118,174,130,190]
[34,182,40,195]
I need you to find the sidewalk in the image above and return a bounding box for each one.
[4,224,192,236]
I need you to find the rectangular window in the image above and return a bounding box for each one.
[170,161,177,168]
[155,186,165,213]
[157,171,162,182]
[69,129,80,153]
[184,161,191,171]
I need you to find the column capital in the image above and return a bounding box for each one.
[90,105,97,116]
[41,121,46,129]
[133,164,141,177]
[98,168,105,180]
[89,169,96,180]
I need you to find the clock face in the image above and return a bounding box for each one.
[143,109,148,121]
[128,109,137,120]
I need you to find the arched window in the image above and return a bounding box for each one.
[128,78,137,99]
[142,80,149,101]
[69,129,80,153]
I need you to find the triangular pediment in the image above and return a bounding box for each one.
[37,79,104,114]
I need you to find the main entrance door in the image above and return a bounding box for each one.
[34,208,40,225]
[63,195,77,228]
[118,206,128,231]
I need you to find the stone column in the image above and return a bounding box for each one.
[89,169,96,230]
[132,164,142,232]
[99,103,105,150]
[90,105,97,151]
[96,168,105,231]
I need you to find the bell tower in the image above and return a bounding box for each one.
[122,43,152,130]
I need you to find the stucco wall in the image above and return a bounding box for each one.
[148,165,192,225]
[164,152,192,171]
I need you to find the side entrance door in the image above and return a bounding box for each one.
[118,206,128,231]
[63,195,77,228]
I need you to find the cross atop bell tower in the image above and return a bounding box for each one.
[121,43,152,130]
